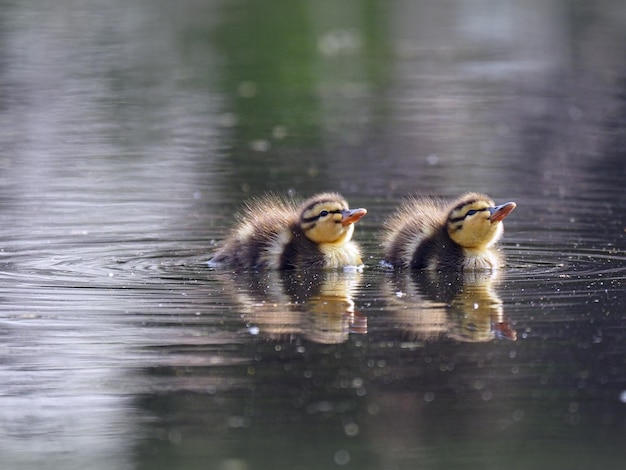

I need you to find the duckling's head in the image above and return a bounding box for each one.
[446,193,516,250]
[299,193,367,245]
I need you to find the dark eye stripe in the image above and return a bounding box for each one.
[301,209,342,223]
[301,198,336,214]
[452,198,480,212]
[449,208,488,223]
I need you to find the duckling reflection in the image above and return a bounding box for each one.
[383,270,516,342]
[214,269,365,344]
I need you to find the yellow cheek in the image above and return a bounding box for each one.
[311,221,353,244]
[306,221,338,244]
[469,222,492,246]
[451,217,496,248]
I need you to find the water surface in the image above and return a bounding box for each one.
[1,1,625,469]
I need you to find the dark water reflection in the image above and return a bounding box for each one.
[1,0,626,469]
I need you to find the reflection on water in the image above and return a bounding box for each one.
[384,270,516,343]
[1,0,626,469]
[213,267,518,347]
[214,270,366,344]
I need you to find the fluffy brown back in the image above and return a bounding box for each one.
[210,194,300,268]
[381,196,449,268]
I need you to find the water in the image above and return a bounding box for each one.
[1,0,625,469]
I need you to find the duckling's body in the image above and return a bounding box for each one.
[382,192,516,271]
[210,193,367,270]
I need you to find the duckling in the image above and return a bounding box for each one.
[381,192,516,271]
[209,192,367,270]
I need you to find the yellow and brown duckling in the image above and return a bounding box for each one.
[209,192,367,270]
[381,192,516,271]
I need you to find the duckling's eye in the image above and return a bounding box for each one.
[466,209,478,216]
[319,210,329,217]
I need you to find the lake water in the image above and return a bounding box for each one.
[1,1,625,469]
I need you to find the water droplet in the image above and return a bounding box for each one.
[426,154,439,165]
[344,422,359,437]
[217,459,249,470]
[272,125,287,139]
[167,428,182,444]
[334,449,350,465]
[249,139,270,152]
[238,81,257,98]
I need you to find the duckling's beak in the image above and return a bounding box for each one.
[489,202,516,223]
[341,208,367,226]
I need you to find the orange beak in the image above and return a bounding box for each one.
[489,202,516,223]
[341,208,367,226]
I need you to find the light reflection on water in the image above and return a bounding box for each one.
[1,0,626,469]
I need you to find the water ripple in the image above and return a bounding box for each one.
[505,243,626,281]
